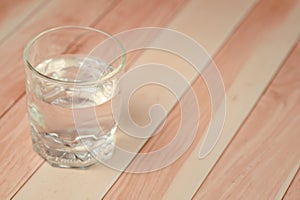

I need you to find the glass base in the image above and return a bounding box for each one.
[33,143,98,168]
[32,129,116,168]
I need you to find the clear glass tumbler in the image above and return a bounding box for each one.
[24,26,126,168]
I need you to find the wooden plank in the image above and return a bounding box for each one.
[193,39,300,199]
[0,0,119,119]
[104,0,300,199]
[0,0,47,43]
[164,0,300,198]
[0,97,43,200]
[12,0,259,199]
[0,0,119,199]
[284,166,300,199]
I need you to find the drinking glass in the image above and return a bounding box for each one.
[24,26,126,168]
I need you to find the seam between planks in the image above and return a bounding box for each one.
[280,162,300,199]
[9,161,44,200]
[0,91,25,119]
[89,0,122,28]
[191,34,300,199]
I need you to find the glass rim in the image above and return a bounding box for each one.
[23,25,126,85]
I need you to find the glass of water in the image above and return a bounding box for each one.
[24,26,126,168]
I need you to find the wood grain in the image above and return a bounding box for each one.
[0,0,47,43]
[194,38,300,199]
[12,0,260,199]
[104,0,300,199]
[284,166,300,199]
[277,162,300,199]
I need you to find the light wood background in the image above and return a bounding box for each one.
[0,0,299,199]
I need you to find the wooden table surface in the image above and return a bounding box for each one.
[1,0,300,199]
